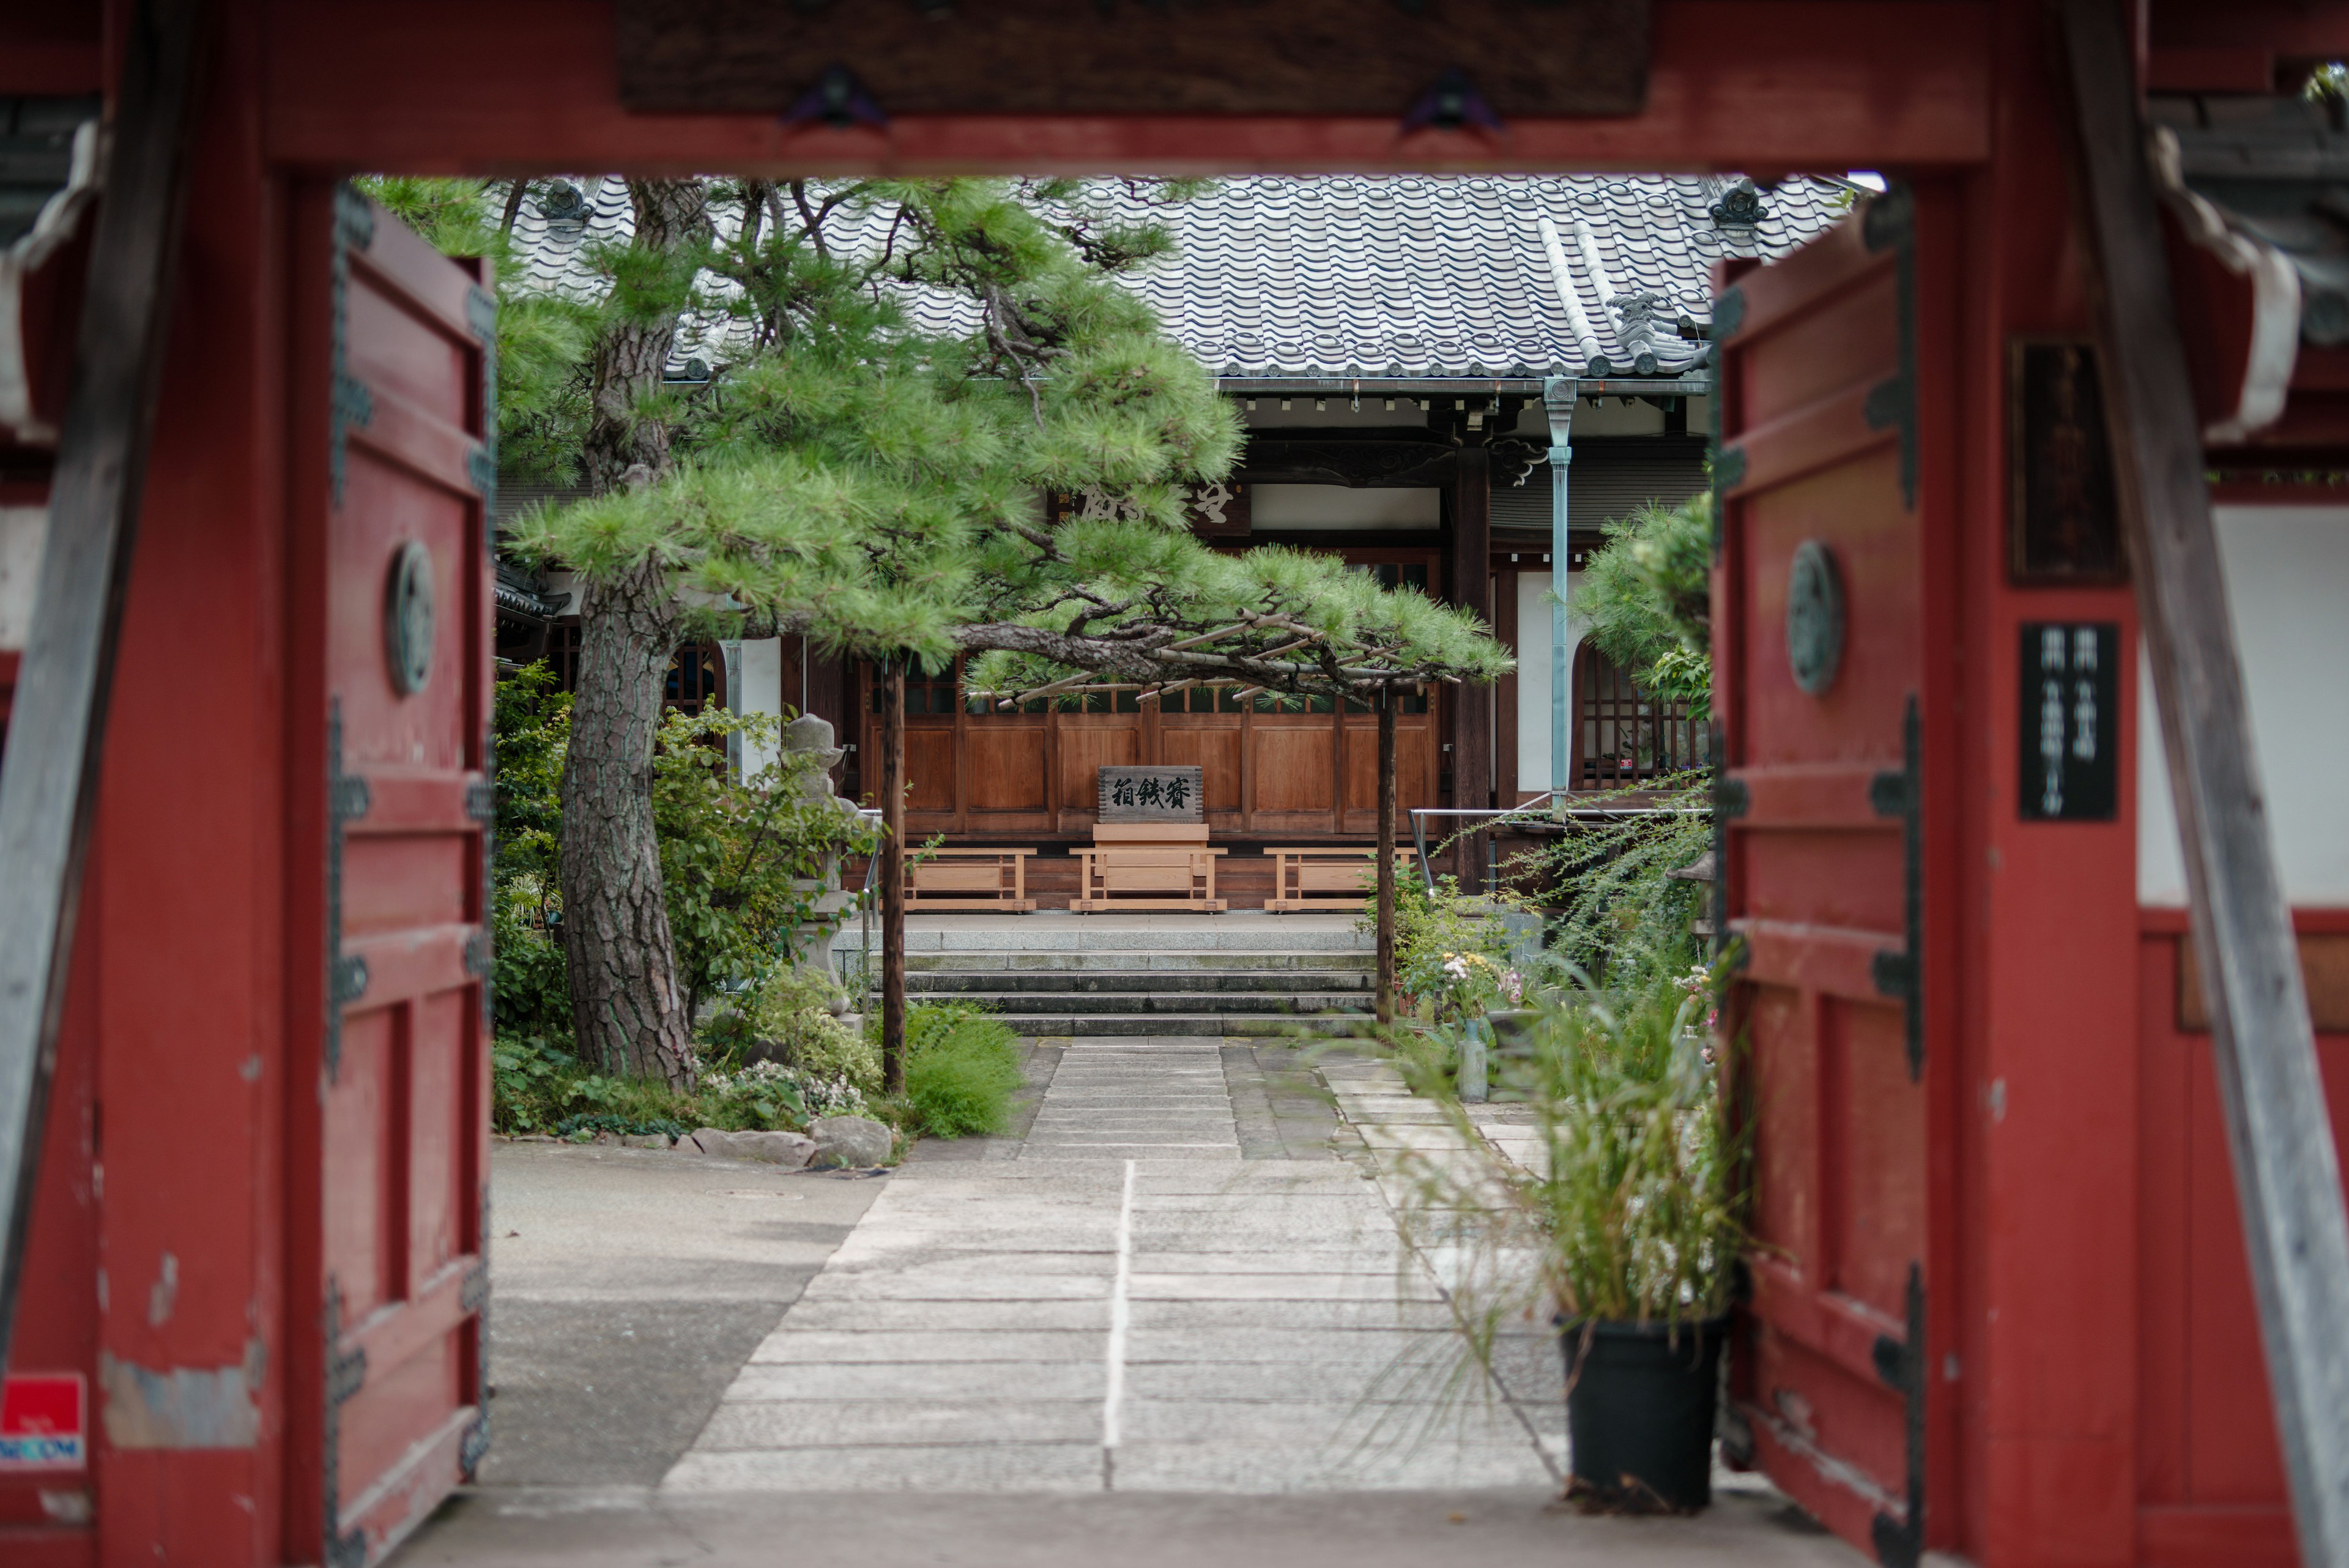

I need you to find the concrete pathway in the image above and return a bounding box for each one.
[403,1022,1863,1567]
[665,1035,1560,1493]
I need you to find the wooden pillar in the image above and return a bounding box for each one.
[879,657,907,1094]
[1449,443,1493,886]
[2063,2,2349,1556]
[1376,686,1397,1024]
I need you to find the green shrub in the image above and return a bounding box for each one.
[1362,874,1528,1021]
[886,1004,1024,1138]
[751,966,881,1093]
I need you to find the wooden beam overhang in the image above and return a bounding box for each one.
[1235,436,1458,489]
[1220,376,1713,398]
[245,1,1992,175]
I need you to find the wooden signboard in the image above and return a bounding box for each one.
[1049,481,1249,540]
[2009,338,2126,582]
[1097,765,1204,823]
[614,1,1649,119]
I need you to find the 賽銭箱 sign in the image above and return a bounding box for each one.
[1097,766,1204,823]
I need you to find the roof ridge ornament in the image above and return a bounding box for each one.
[1709,177,1770,228]
[1536,215,1608,374]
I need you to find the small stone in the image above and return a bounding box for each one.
[620,1132,671,1150]
[809,1114,894,1169]
[691,1128,817,1168]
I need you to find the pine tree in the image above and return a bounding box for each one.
[380,175,1512,1083]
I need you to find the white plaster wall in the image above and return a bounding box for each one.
[2139,505,2349,907]
[0,506,45,650]
[1250,484,1440,530]
[1512,569,1584,796]
[737,636,785,776]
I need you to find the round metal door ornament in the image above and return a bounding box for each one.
[1784,539,1846,697]
[384,539,436,697]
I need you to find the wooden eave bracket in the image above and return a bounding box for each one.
[2147,126,2303,444]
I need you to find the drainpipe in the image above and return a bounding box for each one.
[1543,377,1578,800]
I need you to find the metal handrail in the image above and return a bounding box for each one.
[1406,793,1707,893]
[1407,797,1573,894]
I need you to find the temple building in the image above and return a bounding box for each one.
[497,173,1847,901]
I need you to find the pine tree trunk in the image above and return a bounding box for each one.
[560,559,692,1084]
[556,177,708,1085]
[879,658,908,1094]
[1377,686,1397,1026]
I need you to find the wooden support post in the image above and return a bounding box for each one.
[1377,685,1397,1025]
[0,0,203,1360]
[2060,4,2349,1560]
[1450,441,1493,886]
[880,656,907,1095]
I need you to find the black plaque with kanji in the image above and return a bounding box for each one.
[1097,765,1204,823]
[2018,622,2118,822]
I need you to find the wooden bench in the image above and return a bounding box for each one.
[1070,823,1227,912]
[1263,845,1420,912]
[905,846,1037,912]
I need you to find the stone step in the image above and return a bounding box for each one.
[907,969,1373,995]
[903,949,1375,973]
[995,1013,1365,1038]
[833,924,1374,957]
[924,989,1369,1017]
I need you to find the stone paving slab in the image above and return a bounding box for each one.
[701,1398,1104,1448]
[724,1360,1107,1401]
[751,1330,1103,1364]
[1126,1273,1443,1302]
[779,1299,1109,1332]
[664,1443,1106,1493]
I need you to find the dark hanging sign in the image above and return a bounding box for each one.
[2009,340,2126,583]
[2018,622,2118,822]
[1098,765,1204,823]
[1049,482,1249,540]
[613,1,1649,119]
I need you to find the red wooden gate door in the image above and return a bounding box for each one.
[1713,187,1956,1565]
[286,185,495,1566]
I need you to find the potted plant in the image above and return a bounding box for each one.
[1390,951,1741,1512]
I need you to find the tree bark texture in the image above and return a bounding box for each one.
[558,176,708,1085]
[582,178,707,492]
[1377,686,1397,1026]
[559,557,692,1085]
[880,658,908,1094]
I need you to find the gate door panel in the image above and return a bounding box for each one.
[1714,190,1948,1564]
[289,187,494,1568]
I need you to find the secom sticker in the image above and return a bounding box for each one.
[0,1374,86,1469]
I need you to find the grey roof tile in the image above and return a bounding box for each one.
[503,174,1852,382]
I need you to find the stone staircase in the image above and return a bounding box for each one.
[837,918,1378,1037]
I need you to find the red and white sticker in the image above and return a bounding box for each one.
[0,1375,86,1470]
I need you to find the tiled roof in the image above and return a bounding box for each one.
[503,173,1853,384]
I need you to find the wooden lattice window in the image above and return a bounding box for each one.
[1571,642,1706,790]
[664,641,725,714]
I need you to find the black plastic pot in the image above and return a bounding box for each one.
[1557,1315,1726,1512]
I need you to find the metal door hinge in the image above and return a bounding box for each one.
[1879,697,1924,1081]
[464,777,494,822]
[464,929,492,979]
[1868,1261,1927,1568]
[1712,444,1747,494]
[1711,286,1747,341]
